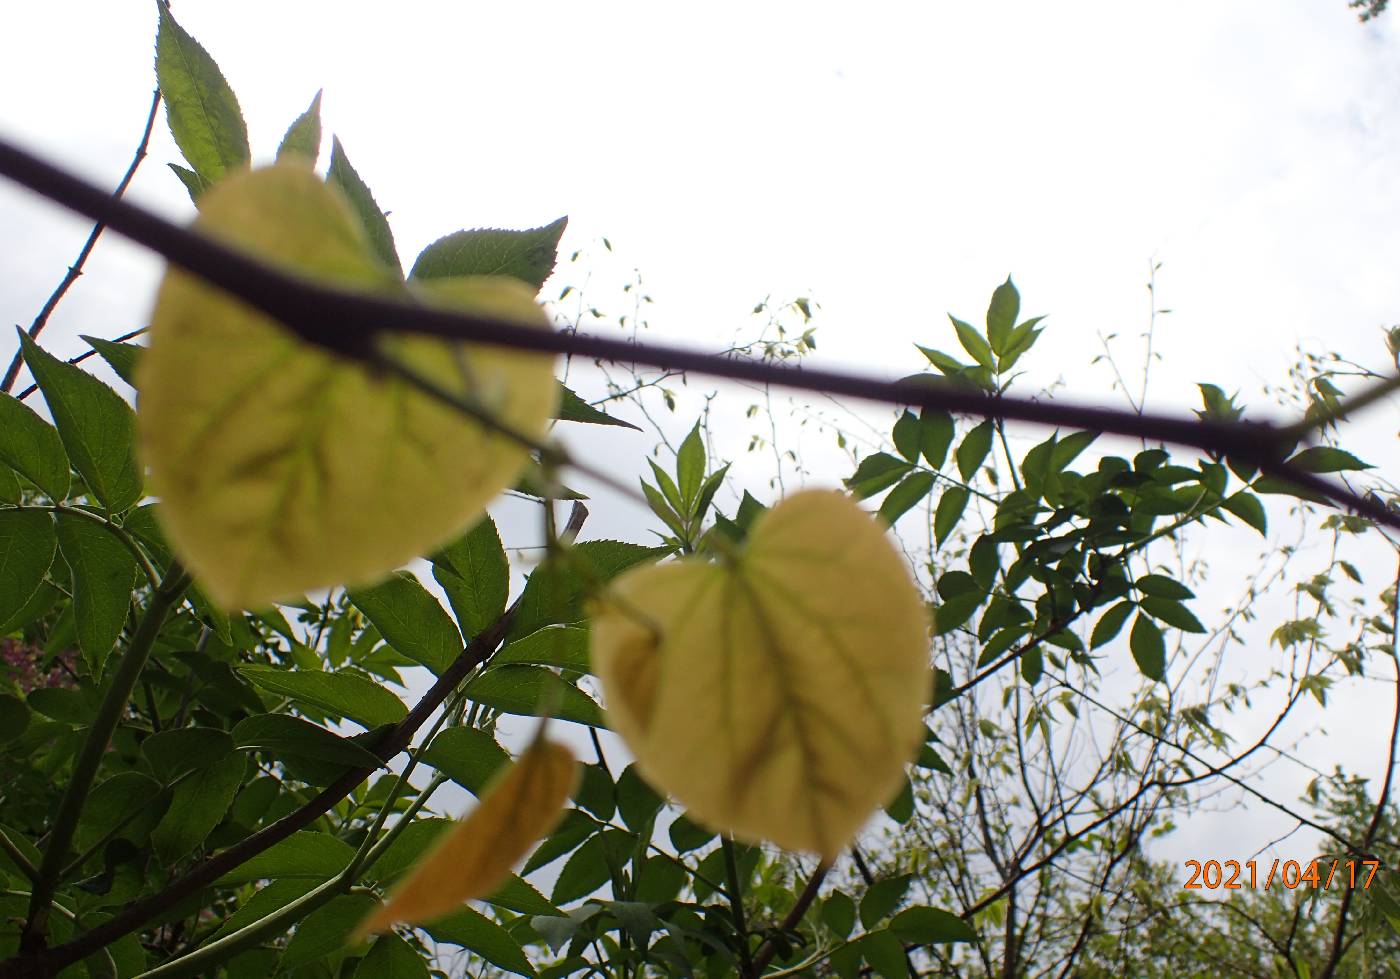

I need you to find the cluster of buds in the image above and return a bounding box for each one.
[0,638,77,693]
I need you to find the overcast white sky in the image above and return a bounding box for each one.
[3,1,1399,881]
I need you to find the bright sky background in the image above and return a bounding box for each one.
[3,1,1399,884]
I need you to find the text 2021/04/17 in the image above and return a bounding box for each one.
[1184,859,1380,891]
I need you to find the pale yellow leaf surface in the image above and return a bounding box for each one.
[139,164,557,608]
[356,738,577,937]
[592,489,930,859]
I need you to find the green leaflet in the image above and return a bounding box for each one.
[55,512,138,673]
[410,217,568,291]
[0,510,55,625]
[0,392,70,499]
[20,332,141,513]
[155,4,249,184]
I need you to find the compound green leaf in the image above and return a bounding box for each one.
[592,489,930,858]
[140,165,557,608]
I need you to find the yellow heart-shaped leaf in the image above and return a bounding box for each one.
[139,164,557,607]
[592,489,930,859]
[356,738,576,937]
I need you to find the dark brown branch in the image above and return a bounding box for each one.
[0,503,589,978]
[1,91,161,393]
[1,137,1396,533]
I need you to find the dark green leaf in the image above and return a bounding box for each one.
[846,453,914,500]
[522,809,597,874]
[933,593,981,635]
[327,137,400,276]
[884,776,914,824]
[0,510,55,625]
[956,421,994,482]
[464,665,603,727]
[888,905,975,944]
[425,906,536,977]
[20,332,141,512]
[555,384,639,429]
[934,487,970,546]
[1129,614,1166,681]
[822,891,856,938]
[860,874,913,927]
[420,726,509,795]
[276,90,323,164]
[891,411,921,463]
[0,694,29,744]
[861,928,910,977]
[985,278,1020,355]
[280,892,377,971]
[353,933,429,979]
[1090,600,1135,649]
[218,829,356,885]
[155,4,249,183]
[494,625,590,673]
[552,829,630,904]
[1135,574,1194,600]
[142,727,233,782]
[75,773,168,850]
[1221,491,1268,536]
[1286,446,1372,473]
[151,751,246,863]
[1020,646,1043,684]
[79,336,142,387]
[0,393,69,500]
[617,764,663,832]
[430,515,509,639]
[410,217,568,291]
[879,471,935,526]
[1139,596,1206,633]
[668,814,715,853]
[676,423,706,511]
[949,316,994,370]
[55,512,137,673]
[508,540,664,641]
[919,410,955,470]
[168,163,206,203]
[232,714,384,770]
[348,572,462,675]
[968,535,1000,590]
[916,743,952,775]
[486,874,559,916]
[237,666,406,729]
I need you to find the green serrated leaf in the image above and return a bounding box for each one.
[889,905,976,944]
[410,218,568,291]
[1139,596,1206,633]
[276,90,323,164]
[891,411,921,463]
[326,137,400,276]
[155,3,249,183]
[846,452,915,500]
[676,423,706,511]
[348,572,462,675]
[232,714,384,771]
[1221,491,1268,536]
[555,384,639,429]
[79,336,142,387]
[464,665,603,727]
[424,906,537,977]
[151,750,246,863]
[55,512,138,673]
[1090,600,1135,649]
[0,510,55,625]
[421,726,509,796]
[20,332,141,513]
[237,666,407,729]
[431,516,509,639]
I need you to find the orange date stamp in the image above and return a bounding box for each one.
[1184,858,1380,891]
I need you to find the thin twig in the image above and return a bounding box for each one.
[1,90,161,393]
